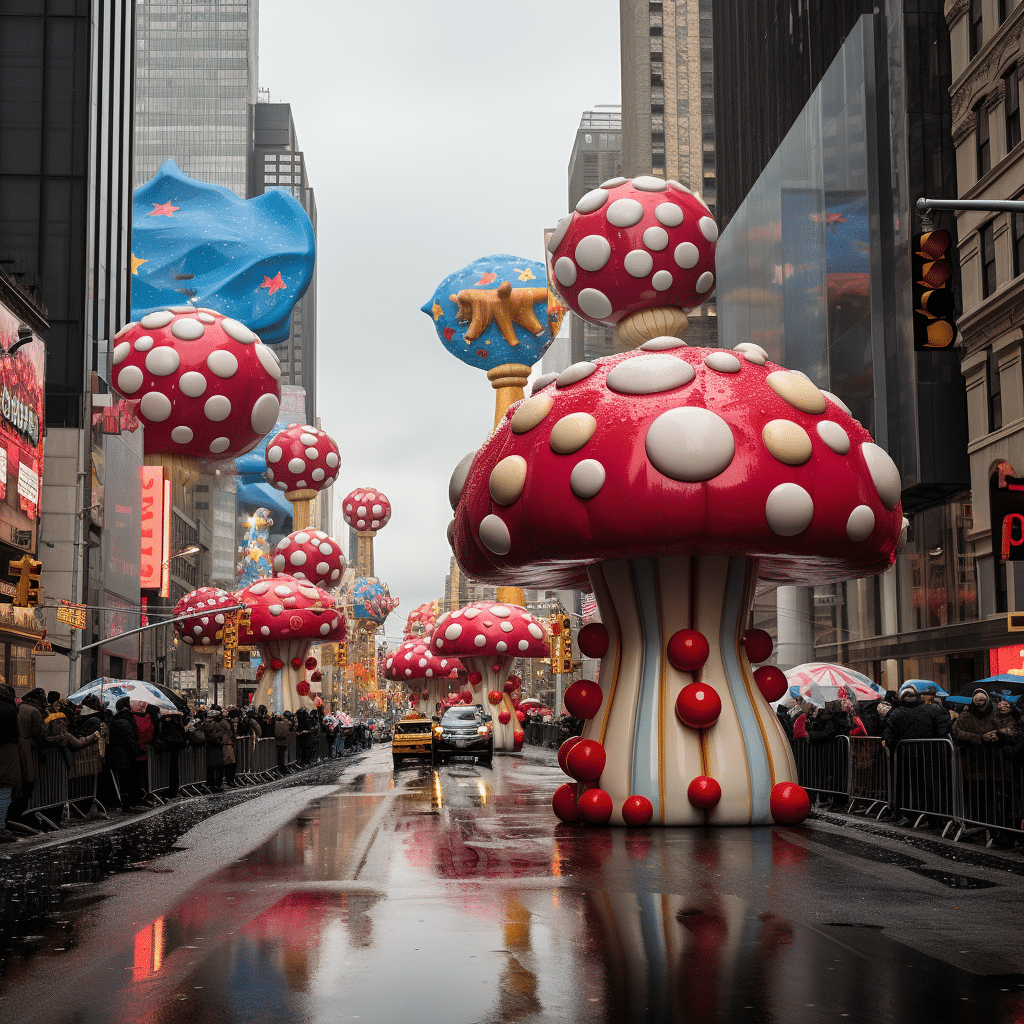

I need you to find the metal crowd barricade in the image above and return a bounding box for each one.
[285,733,298,770]
[792,735,851,803]
[26,748,73,828]
[145,746,171,802]
[954,742,1024,843]
[891,738,960,836]
[233,736,253,783]
[251,737,277,779]
[846,736,890,817]
[178,743,209,794]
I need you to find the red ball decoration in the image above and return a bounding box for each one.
[675,682,722,729]
[621,794,654,827]
[687,775,722,809]
[770,782,811,824]
[468,671,482,685]
[558,735,584,775]
[296,681,311,697]
[577,787,613,824]
[552,783,580,822]
[742,628,774,664]
[270,658,284,670]
[516,710,525,723]
[491,663,502,674]
[565,738,606,782]
[666,629,710,673]
[488,690,502,705]
[498,709,511,725]
[564,679,603,719]
[311,670,322,682]
[305,656,318,670]
[291,657,303,669]
[506,674,522,689]
[754,665,788,703]
[577,623,609,659]
[462,691,474,704]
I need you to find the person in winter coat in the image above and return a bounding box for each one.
[201,707,234,790]
[951,689,999,750]
[775,703,795,742]
[160,710,187,798]
[858,700,885,737]
[107,696,147,812]
[9,687,61,823]
[274,713,293,775]
[0,683,21,838]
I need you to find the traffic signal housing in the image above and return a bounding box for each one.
[913,230,958,350]
[9,555,42,607]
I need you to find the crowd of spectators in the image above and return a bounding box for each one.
[0,685,388,843]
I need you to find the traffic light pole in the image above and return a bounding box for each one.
[73,604,246,654]
[918,198,1024,215]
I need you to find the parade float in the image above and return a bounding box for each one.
[342,486,391,578]
[404,600,441,639]
[264,423,341,531]
[384,637,462,717]
[446,177,907,826]
[429,600,547,752]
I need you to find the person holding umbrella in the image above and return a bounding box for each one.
[107,696,146,813]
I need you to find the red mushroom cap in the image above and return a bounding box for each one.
[173,586,236,647]
[448,344,904,590]
[429,600,549,658]
[384,637,463,681]
[111,307,281,459]
[342,488,392,532]
[272,529,346,588]
[265,423,341,494]
[546,177,717,326]
[236,574,346,644]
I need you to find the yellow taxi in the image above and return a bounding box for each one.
[392,713,435,767]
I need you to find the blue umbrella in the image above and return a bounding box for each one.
[902,678,949,698]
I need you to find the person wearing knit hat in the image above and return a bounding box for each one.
[108,695,146,812]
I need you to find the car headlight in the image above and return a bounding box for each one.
[477,726,488,735]
[433,726,443,736]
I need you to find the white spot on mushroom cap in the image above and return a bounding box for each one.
[576,188,609,214]
[554,257,577,287]
[822,390,853,417]
[500,621,514,633]
[531,373,558,395]
[696,271,715,294]
[489,455,528,505]
[171,425,193,444]
[474,635,487,648]
[652,270,674,291]
[251,393,281,435]
[496,641,507,653]
[134,336,154,353]
[207,350,238,378]
[817,420,851,454]
[304,446,320,460]
[288,458,305,474]
[300,432,318,446]
[607,353,695,395]
[249,582,270,595]
[255,343,281,381]
[675,242,700,269]
[646,407,735,482]
[449,451,477,510]
[641,336,689,351]
[575,235,611,272]
[767,371,827,414]
[445,623,463,641]
[198,313,216,324]
[325,452,339,469]
[272,554,285,572]
[655,202,684,227]
[171,318,205,341]
[114,321,136,339]
[632,175,667,191]
[763,420,812,465]
[267,445,283,464]
[704,352,742,373]
[269,604,284,616]
[765,483,814,536]
[734,342,767,366]
[145,347,180,376]
[140,310,175,330]
[897,517,909,553]
[862,443,902,509]
[179,371,207,398]
[698,216,719,243]
[320,622,332,636]
[221,318,256,344]
[577,288,613,320]
[556,362,597,388]
[518,640,530,651]
[550,412,597,454]
[847,505,876,542]
[600,176,628,188]
[117,366,143,394]
[624,250,655,277]
[311,468,325,482]
[571,459,606,499]
[204,395,231,421]
[112,341,130,365]
[643,226,669,251]
[547,214,573,254]
[209,437,230,454]
[140,391,172,422]
[480,515,512,555]
[290,550,307,566]
[606,197,644,228]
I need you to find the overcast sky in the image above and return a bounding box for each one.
[259,1,622,640]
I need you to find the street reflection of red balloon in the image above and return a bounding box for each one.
[770,832,810,865]
[552,783,579,822]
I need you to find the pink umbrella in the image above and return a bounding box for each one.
[784,663,886,705]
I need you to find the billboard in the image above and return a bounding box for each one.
[140,466,165,589]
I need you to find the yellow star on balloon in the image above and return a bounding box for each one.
[130,253,147,275]
[431,300,443,322]
[517,268,536,282]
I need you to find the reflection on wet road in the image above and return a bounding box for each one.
[2,747,1023,1023]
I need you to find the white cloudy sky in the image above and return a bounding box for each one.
[259,1,621,640]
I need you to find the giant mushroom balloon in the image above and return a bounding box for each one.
[172,586,237,648]
[429,600,548,752]
[237,574,347,714]
[385,638,462,717]
[264,423,340,530]
[342,487,392,578]
[448,341,906,825]
[111,307,282,489]
[272,529,346,590]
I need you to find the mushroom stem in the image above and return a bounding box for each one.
[252,638,317,714]
[145,452,200,493]
[487,362,532,428]
[459,655,519,751]
[286,489,318,531]
[584,554,797,826]
[612,306,689,350]
[354,530,377,578]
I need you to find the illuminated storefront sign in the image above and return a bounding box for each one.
[140,466,164,589]
[990,462,1024,561]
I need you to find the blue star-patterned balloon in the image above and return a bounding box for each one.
[421,254,555,371]
[131,160,315,344]
[350,577,398,626]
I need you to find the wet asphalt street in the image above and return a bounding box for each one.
[1,744,1023,1024]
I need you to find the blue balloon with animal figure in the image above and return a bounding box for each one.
[349,577,399,628]
[130,159,314,344]
[237,507,275,588]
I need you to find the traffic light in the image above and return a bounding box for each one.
[913,230,958,350]
[9,555,42,607]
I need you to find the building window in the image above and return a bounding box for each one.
[988,349,1003,432]
[980,220,997,298]
[970,0,983,58]
[999,0,1008,23]
[976,101,991,178]
[1006,65,1021,151]
[1013,210,1024,277]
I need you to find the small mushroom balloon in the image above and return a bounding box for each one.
[264,423,341,530]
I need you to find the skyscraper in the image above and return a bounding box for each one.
[133,0,258,196]
[619,0,717,345]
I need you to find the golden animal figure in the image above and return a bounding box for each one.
[449,281,548,347]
